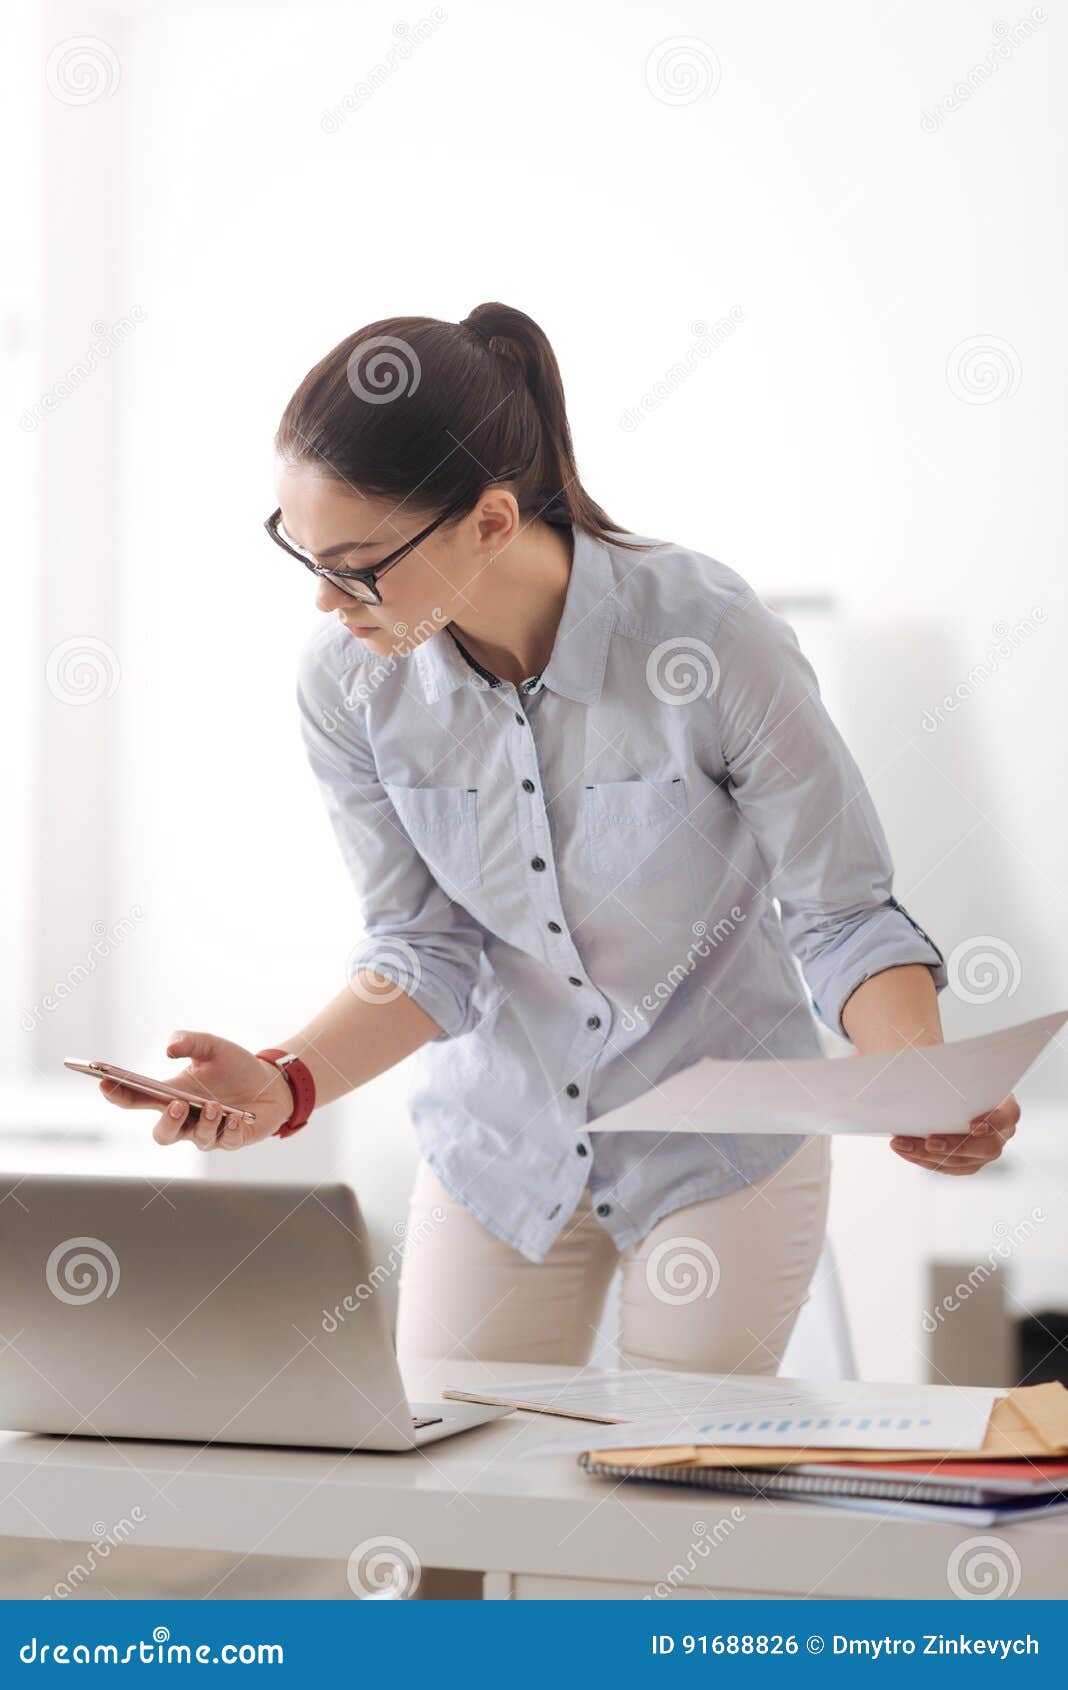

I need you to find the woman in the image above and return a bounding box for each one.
[102,302,1019,1376]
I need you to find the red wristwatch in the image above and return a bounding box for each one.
[256,1048,316,1139]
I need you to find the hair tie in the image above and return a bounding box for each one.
[463,318,495,349]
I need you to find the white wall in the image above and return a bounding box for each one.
[0,1,39,1079]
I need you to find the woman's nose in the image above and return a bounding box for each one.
[316,578,352,613]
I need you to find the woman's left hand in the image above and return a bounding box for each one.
[890,1094,1020,1175]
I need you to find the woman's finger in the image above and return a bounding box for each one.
[894,1136,993,1162]
[165,1029,218,1066]
[924,1120,1015,1156]
[191,1102,224,1150]
[203,1109,241,1151]
[218,1113,248,1151]
[892,1149,975,1174]
[891,1141,997,1173]
[893,1120,1013,1161]
[920,1131,977,1153]
[969,1094,1020,1134]
[153,1099,191,1145]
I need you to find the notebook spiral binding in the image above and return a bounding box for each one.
[577,1453,998,1509]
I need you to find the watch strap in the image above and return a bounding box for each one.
[256,1048,316,1138]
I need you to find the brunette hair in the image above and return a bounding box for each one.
[274,302,655,552]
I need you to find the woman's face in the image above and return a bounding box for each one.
[274,460,505,660]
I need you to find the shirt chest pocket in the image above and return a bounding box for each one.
[381,782,482,899]
[583,775,693,889]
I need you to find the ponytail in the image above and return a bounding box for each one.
[275,302,655,553]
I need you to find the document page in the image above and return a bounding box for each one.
[586,1010,1065,1137]
[444,1369,1000,1450]
[524,1390,999,1454]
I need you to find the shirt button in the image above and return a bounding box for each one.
[568,975,582,987]
[547,921,562,934]
[514,712,525,725]
[576,1143,588,1158]
[531,856,546,872]
[565,1082,580,1098]
[521,778,535,793]
[596,1201,611,1217]
[587,1015,602,1030]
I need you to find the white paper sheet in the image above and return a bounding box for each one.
[444,1368,1000,1451]
[586,1010,1066,1137]
[525,1393,997,1454]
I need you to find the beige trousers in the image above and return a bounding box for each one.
[395,1135,832,1375]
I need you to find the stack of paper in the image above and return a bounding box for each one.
[445,1368,1068,1525]
[574,1382,1068,1526]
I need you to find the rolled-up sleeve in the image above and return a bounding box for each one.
[296,628,488,1041]
[713,588,948,1040]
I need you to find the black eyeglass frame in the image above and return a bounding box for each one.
[264,465,532,606]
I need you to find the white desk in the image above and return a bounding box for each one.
[1,1358,1065,1601]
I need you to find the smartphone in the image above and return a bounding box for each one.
[63,1058,257,1125]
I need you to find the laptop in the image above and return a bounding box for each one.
[0,1173,511,1451]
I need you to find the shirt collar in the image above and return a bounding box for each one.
[412,525,617,707]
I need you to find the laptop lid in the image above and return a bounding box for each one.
[0,1173,419,1451]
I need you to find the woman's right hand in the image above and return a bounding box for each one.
[97,1029,296,1151]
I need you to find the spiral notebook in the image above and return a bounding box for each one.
[577,1452,1068,1527]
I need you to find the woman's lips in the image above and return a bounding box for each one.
[335,610,381,637]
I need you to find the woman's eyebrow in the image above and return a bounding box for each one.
[294,534,386,558]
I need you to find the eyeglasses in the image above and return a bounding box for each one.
[264,467,531,606]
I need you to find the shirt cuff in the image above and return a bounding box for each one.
[347,939,474,1042]
[807,896,948,1041]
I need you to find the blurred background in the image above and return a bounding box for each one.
[2,0,1064,1388]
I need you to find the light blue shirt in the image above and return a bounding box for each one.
[296,524,947,1262]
